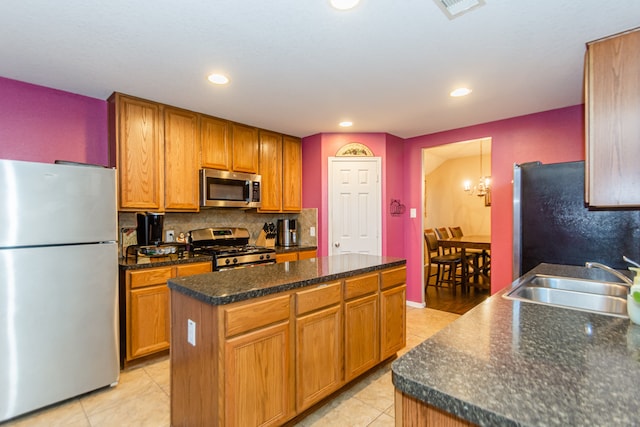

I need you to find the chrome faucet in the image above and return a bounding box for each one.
[585,262,633,286]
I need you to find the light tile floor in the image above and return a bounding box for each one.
[3,307,459,427]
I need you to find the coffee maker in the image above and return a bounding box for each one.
[136,212,164,246]
[277,219,298,247]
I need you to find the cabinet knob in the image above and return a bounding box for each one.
[334,242,340,248]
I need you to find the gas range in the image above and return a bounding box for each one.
[189,227,276,271]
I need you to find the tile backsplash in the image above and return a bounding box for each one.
[119,208,318,248]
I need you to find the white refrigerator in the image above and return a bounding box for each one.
[0,159,119,422]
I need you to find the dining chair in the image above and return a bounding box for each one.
[424,229,462,294]
[449,225,489,283]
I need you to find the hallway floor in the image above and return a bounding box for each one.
[3,307,460,427]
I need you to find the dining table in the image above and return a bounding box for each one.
[438,235,491,291]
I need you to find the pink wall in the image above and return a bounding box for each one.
[301,133,405,257]
[403,105,585,303]
[0,77,108,165]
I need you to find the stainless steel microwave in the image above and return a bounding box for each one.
[200,169,262,208]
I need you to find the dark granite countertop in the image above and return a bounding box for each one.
[392,263,640,427]
[119,253,213,270]
[274,245,317,254]
[168,253,405,305]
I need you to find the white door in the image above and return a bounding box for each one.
[328,157,381,255]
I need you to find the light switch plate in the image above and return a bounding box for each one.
[410,208,417,218]
[310,226,316,237]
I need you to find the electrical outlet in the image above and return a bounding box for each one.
[187,319,196,346]
[165,230,175,242]
[310,226,316,237]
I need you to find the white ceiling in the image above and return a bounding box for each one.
[1,1,639,139]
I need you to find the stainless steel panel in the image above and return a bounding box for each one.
[0,243,119,422]
[0,160,117,247]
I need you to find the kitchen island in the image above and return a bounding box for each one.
[392,263,640,426]
[168,254,406,427]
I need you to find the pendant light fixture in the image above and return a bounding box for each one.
[463,140,491,197]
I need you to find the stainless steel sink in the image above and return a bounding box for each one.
[504,274,629,318]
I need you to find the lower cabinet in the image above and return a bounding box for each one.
[295,281,343,410]
[225,322,291,427]
[276,249,318,263]
[170,264,406,426]
[122,261,212,367]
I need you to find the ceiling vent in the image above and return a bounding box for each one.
[434,0,486,19]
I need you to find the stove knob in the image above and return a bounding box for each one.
[233,258,238,264]
[225,259,231,265]
[265,254,271,260]
[259,255,264,260]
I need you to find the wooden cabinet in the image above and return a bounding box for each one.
[170,265,405,425]
[380,267,407,359]
[122,261,211,367]
[585,28,640,207]
[282,136,302,211]
[110,94,163,210]
[259,132,302,212]
[298,249,317,260]
[200,115,231,170]
[295,282,343,410]
[258,130,283,211]
[276,249,318,263]
[223,294,292,427]
[276,252,298,263]
[231,123,259,174]
[163,107,200,210]
[344,273,380,381]
[109,93,199,212]
[127,267,173,360]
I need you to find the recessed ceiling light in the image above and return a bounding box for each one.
[330,0,360,11]
[339,121,353,127]
[207,73,229,85]
[450,87,472,97]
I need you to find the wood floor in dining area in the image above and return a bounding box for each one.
[425,278,491,315]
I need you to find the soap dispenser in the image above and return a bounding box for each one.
[627,267,640,325]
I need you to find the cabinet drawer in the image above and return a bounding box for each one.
[276,252,298,263]
[296,281,341,315]
[344,273,379,300]
[175,262,212,277]
[224,295,290,337]
[297,250,317,261]
[380,267,406,290]
[129,267,173,289]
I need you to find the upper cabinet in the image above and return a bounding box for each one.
[258,130,283,211]
[200,115,231,171]
[163,107,200,211]
[231,123,259,174]
[110,93,163,211]
[110,92,299,212]
[109,93,199,212]
[259,132,302,212]
[282,136,302,211]
[585,28,640,207]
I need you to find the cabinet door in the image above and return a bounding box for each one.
[231,123,259,174]
[586,28,640,207]
[296,305,342,410]
[164,107,200,211]
[380,284,406,359]
[201,115,231,170]
[258,130,283,212]
[224,321,291,427]
[282,136,302,212]
[130,284,170,358]
[344,293,379,381]
[115,95,163,210]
